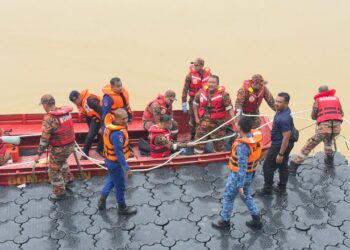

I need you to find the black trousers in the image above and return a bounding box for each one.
[263,142,294,190]
[83,119,103,156]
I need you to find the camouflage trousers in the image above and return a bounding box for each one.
[0,152,11,166]
[293,120,342,164]
[188,98,196,136]
[143,120,179,137]
[48,142,75,196]
[251,117,261,129]
[194,118,226,153]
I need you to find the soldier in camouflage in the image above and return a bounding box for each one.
[289,85,344,175]
[182,58,211,139]
[142,90,178,139]
[235,74,275,128]
[148,115,187,158]
[192,75,235,154]
[34,95,75,200]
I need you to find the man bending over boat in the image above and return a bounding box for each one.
[102,77,133,126]
[212,116,263,230]
[97,109,137,215]
[142,90,178,140]
[235,74,275,129]
[289,85,344,174]
[148,115,187,158]
[34,95,75,201]
[192,75,234,154]
[69,89,104,159]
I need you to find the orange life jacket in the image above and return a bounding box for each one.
[78,89,102,123]
[149,124,172,158]
[229,130,262,173]
[102,85,131,113]
[48,106,75,147]
[198,86,226,119]
[242,80,265,114]
[143,95,173,122]
[314,89,343,123]
[188,64,211,96]
[103,113,130,161]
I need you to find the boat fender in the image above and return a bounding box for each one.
[1,136,21,145]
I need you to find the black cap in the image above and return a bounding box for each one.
[69,90,80,102]
[160,114,172,122]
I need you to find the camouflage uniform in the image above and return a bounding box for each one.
[142,102,178,136]
[153,134,173,148]
[0,129,11,166]
[193,91,233,153]
[235,85,275,128]
[293,102,343,164]
[0,153,10,166]
[38,114,74,196]
[182,73,198,136]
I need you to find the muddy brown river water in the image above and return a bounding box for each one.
[1,0,349,158]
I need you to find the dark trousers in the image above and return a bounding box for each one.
[83,119,103,156]
[263,143,294,190]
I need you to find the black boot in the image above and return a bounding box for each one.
[211,218,231,229]
[255,187,273,197]
[289,161,300,176]
[97,197,106,210]
[324,155,334,167]
[273,185,287,196]
[118,204,137,215]
[49,193,66,201]
[246,215,263,230]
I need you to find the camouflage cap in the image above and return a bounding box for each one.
[164,90,177,101]
[251,74,264,82]
[160,114,172,122]
[191,57,205,66]
[39,94,55,105]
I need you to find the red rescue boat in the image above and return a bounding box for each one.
[0,111,272,186]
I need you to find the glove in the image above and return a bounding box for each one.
[182,103,188,113]
[236,109,243,116]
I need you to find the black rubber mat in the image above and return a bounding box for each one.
[0,152,349,249]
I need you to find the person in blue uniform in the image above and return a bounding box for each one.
[97,108,137,215]
[212,116,263,230]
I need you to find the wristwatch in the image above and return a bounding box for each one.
[278,153,284,156]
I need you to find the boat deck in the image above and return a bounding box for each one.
[0,152,349,249]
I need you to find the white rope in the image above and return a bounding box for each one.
[73,140,185,172]
[192,114,239,144]
[343,117,350,126]
[242,113,275,118]
[292,115,314,122]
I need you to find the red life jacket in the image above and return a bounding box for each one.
[149,124,172,158]
[188,64,211,96]
[241,80,265,114]
[143,95,172,122]
[48,106,76,147]
[198,86,226,119]
[314,89,343,123]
